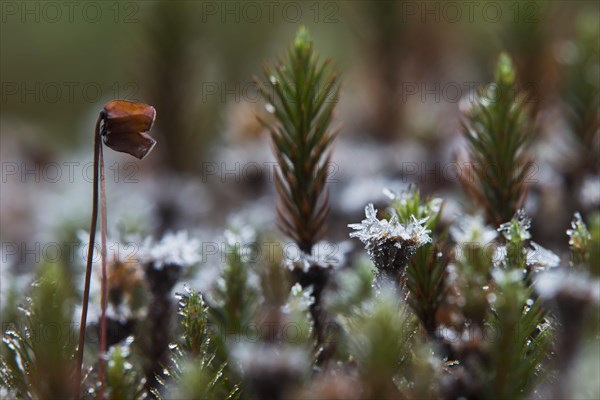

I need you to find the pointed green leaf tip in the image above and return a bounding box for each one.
[495,52,515,86]
[294,26,311,54]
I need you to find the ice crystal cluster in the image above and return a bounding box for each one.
[349,203,431,274]
[526,242,561,271]
[498,209,531,242]
[567,212,591,259]
[494,209,560,272]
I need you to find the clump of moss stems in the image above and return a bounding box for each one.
[461,52,534,226]
[255,26,340,352]
[256,26,339,255]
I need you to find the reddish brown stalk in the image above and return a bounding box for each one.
[74,100,155,398]
[97,136,108,400]
[74,113,103,399]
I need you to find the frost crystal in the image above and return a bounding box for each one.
[349,204,431,246]
[498,209,531,241]
[527,242,561,271]
[349,203,431,271]
[567,212,591,252]
[493,241,560,272]
[450,214,498,245]
[140,230,201,269]
[283,283,315,315]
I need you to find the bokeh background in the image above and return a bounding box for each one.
[1,0,599,296]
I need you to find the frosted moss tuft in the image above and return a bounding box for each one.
[349,203,431,274]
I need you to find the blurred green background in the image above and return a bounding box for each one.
[3,0,594,165]
[1,0,352,166]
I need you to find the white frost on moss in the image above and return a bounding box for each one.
[493,241,560,271]
[527,242,561,270]
[349,203,431,248]
[450,214,498,245]
[140,230,201,270]
[567,212,591,251]
[498,209,532,242]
